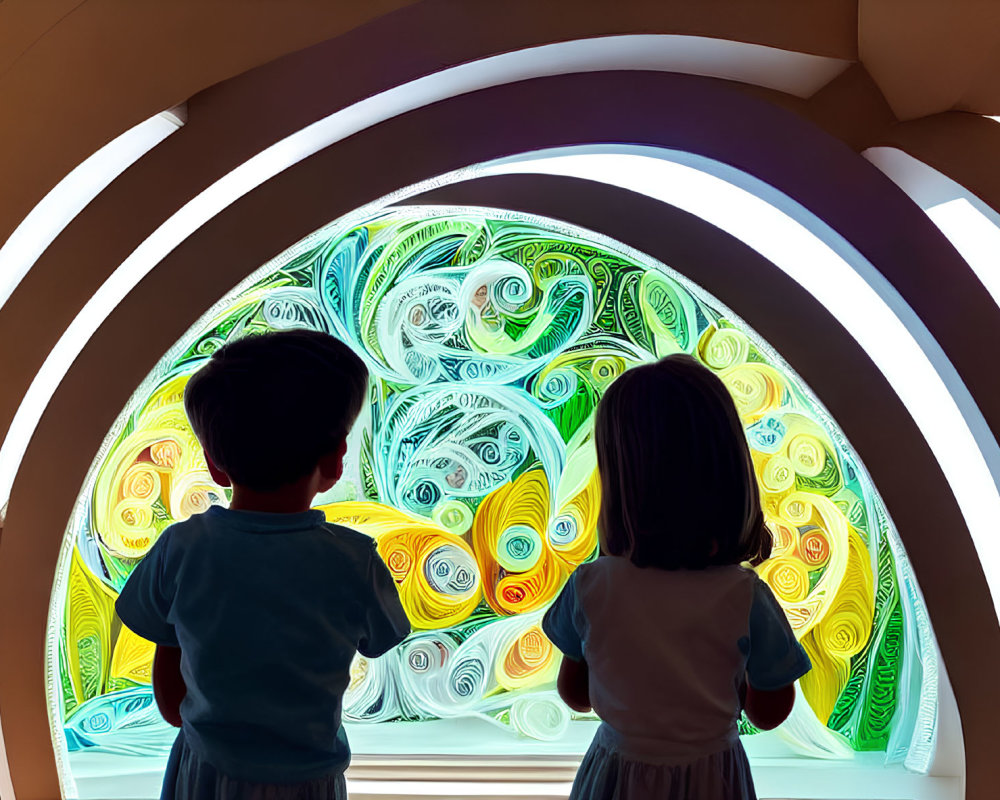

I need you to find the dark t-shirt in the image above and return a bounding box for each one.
[116,506,410,782]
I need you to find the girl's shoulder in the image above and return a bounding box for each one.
[576,556,754,582]
[572,557,757,608]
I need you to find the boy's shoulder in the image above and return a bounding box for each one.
[316,521,382,560]
[162,510,374,552]
[318,521,376,547]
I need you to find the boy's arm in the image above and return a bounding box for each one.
[556,656,592,713]
[357,542,410,658]
[152,645,185,728]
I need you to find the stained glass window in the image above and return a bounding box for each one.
[50,207,937,794]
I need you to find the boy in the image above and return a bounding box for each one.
[116,329,410,799]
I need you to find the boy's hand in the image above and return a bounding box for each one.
[152,645,186,727]
[556,655,592,714]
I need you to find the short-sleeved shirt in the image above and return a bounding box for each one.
[542,557,809,756]
[115,506,410,782]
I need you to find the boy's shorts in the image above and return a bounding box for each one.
[162,730,348,800]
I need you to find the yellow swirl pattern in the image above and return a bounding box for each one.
[743,399,876,727]
[760,454,795,493]
[108,626,156,688]
[761,492,850,635]
[788,433,827,479]
[719,363,785,421]
[757,556,810,604]
[319,502,482,629]
[496,625,559,691]
[472,470,567,615]
[120,463,161,502]
[698,326,750,370]
[798,529,875,722]
[93,373,210,559]
[765,518,797,558]
[64,548,117,705]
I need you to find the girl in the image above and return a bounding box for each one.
[542,354,810,800]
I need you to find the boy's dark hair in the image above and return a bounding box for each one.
[183,329,368,491]
[594,354,771,570]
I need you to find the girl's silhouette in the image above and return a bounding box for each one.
[543,354,810,799]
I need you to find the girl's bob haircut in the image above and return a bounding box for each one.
[595,354,771,570]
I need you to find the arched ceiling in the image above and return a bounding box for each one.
[2,0,1000,249]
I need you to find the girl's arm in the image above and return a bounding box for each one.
[152,645,186,727]
[743,681,795,731]
[556,656,592,713]
[743,577,811,731]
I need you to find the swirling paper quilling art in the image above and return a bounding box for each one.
[548,432,601,570]
[720,362,787,422]
[320,502,482,629]
[639,271,699,355]
[372,383,565,518]
[750,447,875,726]
[322,217,595,386]
[92,373,219,565]
[345,613,558,726]
[64,686,168,753]
[505,694,571,741]
[798,527,875,724]
[496,625,559,692]
[758,492,851,635]
[394,632,461,720]
[54,207,932,767]
[698,325,751,371]
[472,468,598,615]
[107,625,157,692]
[62,548,117,713]
[343,649,403,723]
[528,338,650,442]
[446,614,559,715]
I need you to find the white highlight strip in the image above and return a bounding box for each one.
[0,109,184,312]
[476,150,1000,622]
[864,146,1000,315]
[926,199,1000,311]
[0,35,851,512]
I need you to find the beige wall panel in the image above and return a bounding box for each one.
[860,0,1000,120]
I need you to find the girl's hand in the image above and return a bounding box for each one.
[743,682,795,730]
[556,655,592,713]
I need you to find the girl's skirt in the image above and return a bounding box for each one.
[161,730,347,800]
[570,723,757,800]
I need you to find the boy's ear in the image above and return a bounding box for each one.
[318,439,348,484]
[203,450,232,487]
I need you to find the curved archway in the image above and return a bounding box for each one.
[1,67,993,800]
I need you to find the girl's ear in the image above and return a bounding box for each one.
[318,439,348,486]
[203,450,231,487]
